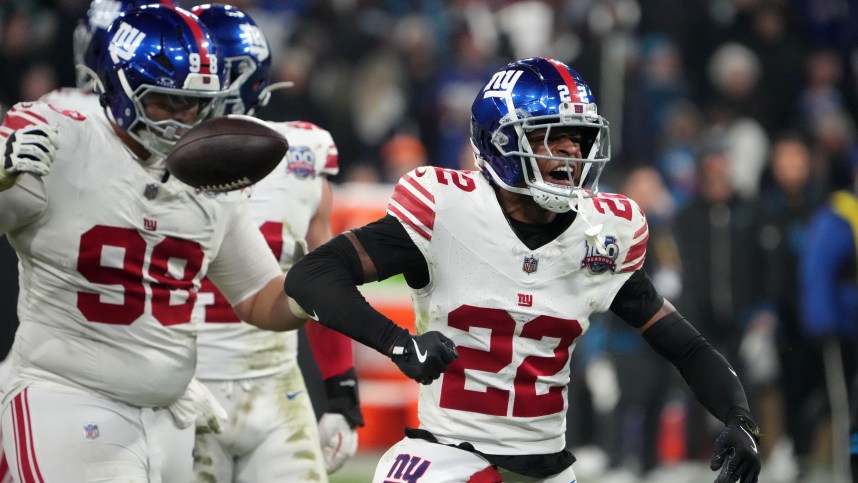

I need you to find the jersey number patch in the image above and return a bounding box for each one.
[77,225,204,326]
[439,305,582,417]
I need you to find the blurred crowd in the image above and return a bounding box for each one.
[1,0,857,481]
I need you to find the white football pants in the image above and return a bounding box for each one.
[1,385,194,483]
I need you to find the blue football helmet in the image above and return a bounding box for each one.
[470,57,611,213]
[96,4,228,156]
[73,0,175,89]
[192,4,272,116]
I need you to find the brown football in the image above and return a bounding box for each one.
[166,114,288,192]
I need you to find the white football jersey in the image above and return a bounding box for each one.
[195,121,339,380]
[0,102,281,407]
[388,167,648,455]
[38,88,103,117]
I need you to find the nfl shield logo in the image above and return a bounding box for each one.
[84,424,99,440]
[144,183,159,200]
[522,255,538,274]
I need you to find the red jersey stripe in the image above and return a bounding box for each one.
[21,392,43,483]
[8,108,47,125]
[390,182,435,232]
[403,173,434,203]
[2,113,42,132]
[621,255,646,273]
[623,231,649,264]
[0,428,9,483]
[632,221,648,240]
[12,393,32,483]
[388,204,431,241]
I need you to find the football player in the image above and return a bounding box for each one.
[0,5,307,482]
[189,4,362,481]
[286,57,762,482]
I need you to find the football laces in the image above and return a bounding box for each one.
[199,176,253,193]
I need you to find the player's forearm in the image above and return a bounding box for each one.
[234,275,306,332]
[284,235,407,355]
[642,311,749,422]
[0,174,47,235]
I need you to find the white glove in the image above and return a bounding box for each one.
[1,124,58,189]
[167,378,229,434]
[317,412,358,474]
[188,378,229,435]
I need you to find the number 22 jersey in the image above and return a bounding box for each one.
[387,167,649,455]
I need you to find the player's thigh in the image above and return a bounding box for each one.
[192,381,238,483]
[232,370,326,483]
[373,437,501,483]
[1,386,150,482]
[151,409,195,483]
[192,430,233,483]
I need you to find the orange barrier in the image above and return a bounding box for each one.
[331,183,421,451]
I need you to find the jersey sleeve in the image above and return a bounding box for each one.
[596,193,648,273]
[206,199,283,306]
[2,101,88,134]
[317,129,339,177]
[0,174,47,235]
[386,167,437,253]
[279,121,340,177]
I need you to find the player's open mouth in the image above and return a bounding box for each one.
[546,166,574,186]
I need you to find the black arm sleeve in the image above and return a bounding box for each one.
[610,269,664,328]
[351,215,429,288]
[284,215,425,355]
[642,311,749,423]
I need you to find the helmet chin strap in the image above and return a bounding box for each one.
[569,189,607,255]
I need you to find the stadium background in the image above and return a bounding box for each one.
[1,0,857,481]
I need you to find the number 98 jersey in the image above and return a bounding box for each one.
[387,167,648,455]
[1,102,280,408]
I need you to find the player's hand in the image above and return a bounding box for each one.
[317,413,358,473]
[710,408,761,483]
[3,124,58,178]
[187,378,228,435]
[389,331,458,384]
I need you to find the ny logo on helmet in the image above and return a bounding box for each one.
[483,70,523,99]
[109,23,145,63]
[239,24,270,62]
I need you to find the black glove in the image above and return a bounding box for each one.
[324,367,364,428]
[710,407,762,483]
[388,331,458,385]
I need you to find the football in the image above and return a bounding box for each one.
[166,114,288,192]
